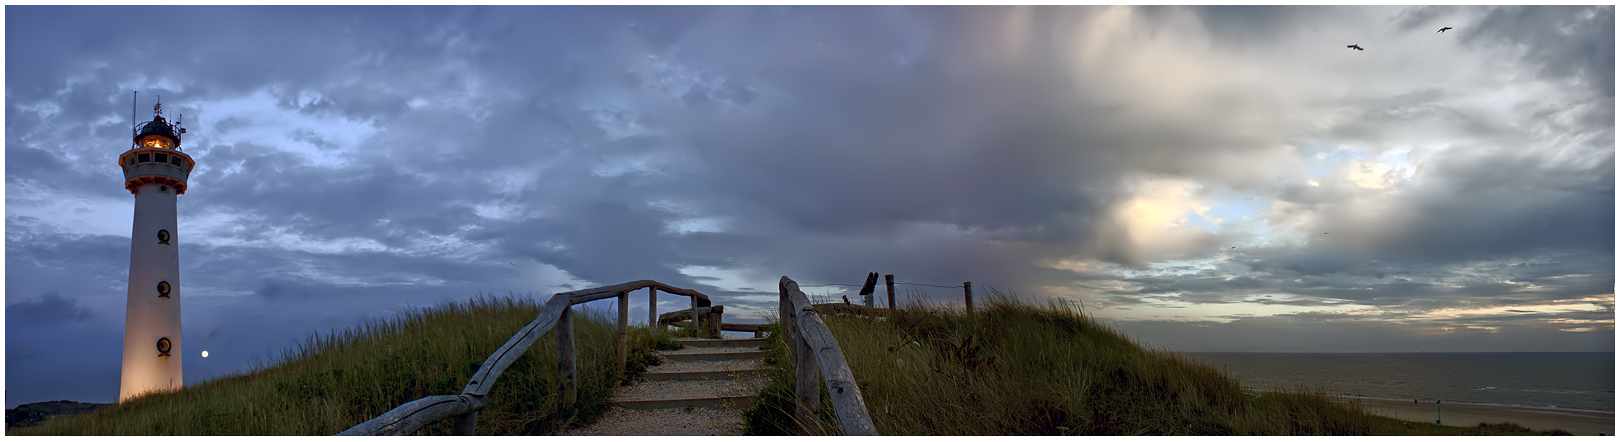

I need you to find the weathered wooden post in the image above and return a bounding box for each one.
[781,280,796,366]
[709,305,724,338]
[558,304,577,410]
[617,291,630,380]
[779,278,817,434]
[884,274,895,310]
[649,286,660,332]
[859,272,878,308]
[795,311,821,435]
[963,281,973,315]
[690,294,699,338]
[451,410,477,435]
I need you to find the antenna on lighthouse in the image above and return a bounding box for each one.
[132,91,138,139]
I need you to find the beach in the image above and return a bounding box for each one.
[1331,397,1614,436]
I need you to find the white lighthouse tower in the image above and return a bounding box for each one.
[118,96,193,402]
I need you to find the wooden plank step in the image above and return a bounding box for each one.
[644,369,768,382]
[614,396,754,411]
[673,338,767,348]
[661,351,764,363]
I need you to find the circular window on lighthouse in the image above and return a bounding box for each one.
[157,338,172,357]
[157,281,171,298]
[157,229,171,244]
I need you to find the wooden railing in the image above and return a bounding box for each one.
[656,305,770,337]
[778,276,878,436]
[337,280,711,436]
[656,305,724,337]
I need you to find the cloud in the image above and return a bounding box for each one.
[1464,6,1615,97]
[7,343,44,362]
[6,291,94,326]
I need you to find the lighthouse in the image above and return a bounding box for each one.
[118,96,193,402]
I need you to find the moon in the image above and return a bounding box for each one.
[201,350,209,358]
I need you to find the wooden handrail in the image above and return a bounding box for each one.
[779,276,878,436]
[463,294,573,397]
[559,279,710,304]
[338,280,710,436]
[656,306,736,338]
[336,394,486,436]
[657,306,722,323]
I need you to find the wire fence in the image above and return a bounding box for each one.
[803,281,1087,315]
[798,282,966,289]
[794,277,974,311]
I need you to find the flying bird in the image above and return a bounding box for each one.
[1437,27,1453,33]
[1347,44,1364,51]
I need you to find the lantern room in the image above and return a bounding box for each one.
[118,100,194,195]
[133,102,184,149]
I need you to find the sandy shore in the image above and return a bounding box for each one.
[1329,397,1614,436]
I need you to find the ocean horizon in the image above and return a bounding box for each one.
[1178,352,1615,413]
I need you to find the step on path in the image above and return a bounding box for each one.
[559,337,769,436]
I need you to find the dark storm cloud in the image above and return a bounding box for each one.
[254,279,313,302]
[6,291,95,326]
[1142,6,1333,49]
[4,320,125,404]
[1104,249,1614,311]
[8,342,43,362]
[321,6,1126,293]
[1463,6,1615,97]
[4,220,132,340]
[1389,5,1615,99]
[578,7,1146,287]
[1113,314,1613,353]
[192,141,491,244]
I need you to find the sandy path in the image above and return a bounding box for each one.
[1332,397,1614,436]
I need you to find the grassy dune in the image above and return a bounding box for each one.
[12,295,677,436]
[743,290,1570,436]
[12,290,1569,436]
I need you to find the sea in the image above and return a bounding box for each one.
[1178,352,1615,413]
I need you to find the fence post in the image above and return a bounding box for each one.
[884,274,895,309]
[558,305,577,410]
[796,316,821,435]
[779,278,816,434]
[649,286,660,332]
[709,305,724,338]
[963,282,973,315]
[781,280,796,369]
[618,291,630,380]
[690,294,699,338]
[857,272,877,308]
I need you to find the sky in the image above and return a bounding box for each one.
[4,5,1614,407]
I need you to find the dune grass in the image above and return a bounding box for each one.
[742,289,1570,436]
[12,294,681,436]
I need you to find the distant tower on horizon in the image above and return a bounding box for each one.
[118,94,193,402]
